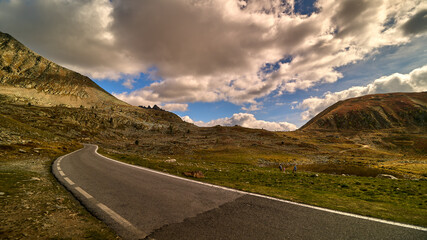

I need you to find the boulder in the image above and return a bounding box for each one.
[376,174,397,179]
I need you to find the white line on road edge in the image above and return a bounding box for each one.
[54,146,146,239]
[75,187,94,199]
[97,203,146,238]
[91,144,427,232]
[63,177,75,186]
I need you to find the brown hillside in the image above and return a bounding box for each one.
[0,31,186,131]
[0,31,125,108]
[300,92,427,131]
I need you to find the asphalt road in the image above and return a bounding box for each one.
[52,144,427,240]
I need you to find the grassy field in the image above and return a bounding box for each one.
[100,146,427,227]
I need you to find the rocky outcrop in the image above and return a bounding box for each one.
[300,92,427,131]
[0,31,125,107]
[0,31,188,141]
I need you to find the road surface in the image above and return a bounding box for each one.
[52,144,427,240]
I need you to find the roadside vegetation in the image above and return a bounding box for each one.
[100,143,427,227]
[0,142,120,239]
[1,97,426,237]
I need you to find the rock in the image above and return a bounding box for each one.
[33,148,41,153]
[0,192,5,196]
[165,158,176,163]
[18,149,27,153]
[55,205,66,210]
[30,177,41,181]
[183,171,205,178]
[376,174,398,179]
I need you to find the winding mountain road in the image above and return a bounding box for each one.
[52,144,426,240]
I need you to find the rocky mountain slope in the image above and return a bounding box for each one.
[300,92,427,131]
[0,31,187,146]
[0,31,125,108]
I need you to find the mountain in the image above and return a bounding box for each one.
[0,31,187,146]
[300,92,427,131]
[0,31,125,108]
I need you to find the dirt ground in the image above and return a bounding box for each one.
[0,145,119,239]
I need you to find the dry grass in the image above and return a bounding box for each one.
[1,98,426,237]
[0,142,120,239]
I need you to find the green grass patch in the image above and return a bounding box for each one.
[100,148,427,227]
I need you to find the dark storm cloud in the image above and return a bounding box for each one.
[401,9,427,35]
[332,0,381,38]
[110,0,272,79]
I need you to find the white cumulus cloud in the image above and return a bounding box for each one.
[181,113,297,131]
[162,103,188,112]
[298,65,427,120]
[1,0,425,107]
[122,79,136,89]
[113,92,188,111]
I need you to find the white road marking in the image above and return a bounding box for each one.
[90,144,427,232]
[54,146,146,238]
[54,147,85,165]
[97,202,146,238]
[75,187,94,199]
[64,177,75,185]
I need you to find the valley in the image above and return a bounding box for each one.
[1,30,426,238]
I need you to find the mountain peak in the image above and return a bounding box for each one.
[300,92,427,132]
[0,31,126,107]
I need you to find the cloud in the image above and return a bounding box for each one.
[162,103,188,112]
[181,113,297,131]
[0,0,141,80]
[241,104,262,111]
[401,9,427,35]
[112,92,188,111]
[0,0,425,106]
[297,65,427,120]
[122,79,136,89]
[181,116,196,124]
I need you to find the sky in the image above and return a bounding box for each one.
[1,0,426,131]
